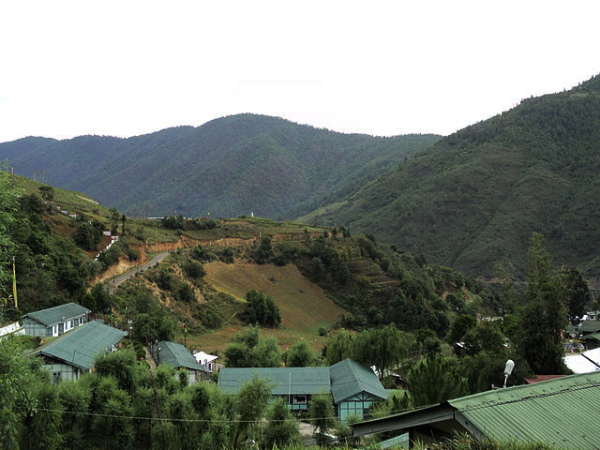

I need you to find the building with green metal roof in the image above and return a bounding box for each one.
[218,359,390,419]
[30,320,125,383]
[152,341,208,385]
[352,371,600,450]
[21,302,90,337]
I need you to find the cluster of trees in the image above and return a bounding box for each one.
[240,289,281,328]
[0,338,310,450]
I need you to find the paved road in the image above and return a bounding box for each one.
[106,251,170,293]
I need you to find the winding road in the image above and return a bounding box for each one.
[106,251,170,293]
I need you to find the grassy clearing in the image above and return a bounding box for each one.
[185,260,347,354]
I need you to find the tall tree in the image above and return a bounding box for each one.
[517,234,569,374]
[407,356,469,407]
[0,338,38,448]
[232,376,271,449]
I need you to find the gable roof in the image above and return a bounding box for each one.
[329,359,389,403]
[219,367,331,395]
[31,321,125,370]
[579,320,600,333]
[155,341,205,371]
[353,372,600,450]
[22,302,90,326]
[218,359,388,402]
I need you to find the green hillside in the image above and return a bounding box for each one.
[301,74,600,279]
[0,114,440,219]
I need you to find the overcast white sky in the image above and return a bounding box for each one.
[1,0,599,144]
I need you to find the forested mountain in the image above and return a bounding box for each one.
[0,114,440,219]
[302,74,600,279]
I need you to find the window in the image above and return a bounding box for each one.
[292,395,307,405]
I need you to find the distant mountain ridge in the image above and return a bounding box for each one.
[0,114,440,219]
[302,74,600,278]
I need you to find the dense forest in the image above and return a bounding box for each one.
[0,114,440,219]
[303,74,600,279]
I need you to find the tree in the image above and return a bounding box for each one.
[309,393,335,445]
[224,328,281,368]
[94,350,138,394]
[241,289,281,328]
[0,338,38,448]
[516,234,569,374]
[353,324,409,378]
[233,376,272,448]
[407,356,469,407]
[286,339,316,367]
[22,382,64,450]
[38,185,54,203]
[262,398,300,449]
[563,267,591,318]
[462,321,506,355]
[109,208,120,234]
[449,314,477,344]
[325,329,357,365]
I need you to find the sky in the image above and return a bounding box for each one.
[1,0,600,144]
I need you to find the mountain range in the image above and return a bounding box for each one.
[0,114,439,219]
[3,74,600,279]
[303,75,600,279]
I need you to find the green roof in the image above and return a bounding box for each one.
[154,341,205,371]
[218,359,388,402]
[584,332,600,341]
[353,372,600,450]
[450,372,600,449]
[579,320,600,333]
[329,359,389,403]
[219,367,331,395]
[31,321,125,370]
[22,302,90,326]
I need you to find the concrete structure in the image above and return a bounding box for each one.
[193,350,218,372]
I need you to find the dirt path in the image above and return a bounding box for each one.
[106,251,170,293]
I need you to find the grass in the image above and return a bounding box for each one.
[184,260,347,354]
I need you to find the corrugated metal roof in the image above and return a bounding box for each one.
[579,320,600,333]
[32,321,125,370]
[329,359,389,403]
[218,367,331,395]
[450,372,600,450]
[154,341,205,371]
[22,302,90,326]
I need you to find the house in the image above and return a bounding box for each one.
[351,371,600,450]
[30,320,125,383]
[219,366,331,411]
[218,358,390,420]
[21,302,90,337]
[330,359,391,421]
[193,350,218,372]
[578,319,600,337]
[152,341,208,384]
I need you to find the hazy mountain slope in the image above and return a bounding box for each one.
[303,75,600,278]
[0,114,440,219]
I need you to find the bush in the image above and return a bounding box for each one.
[182,260,206,279]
